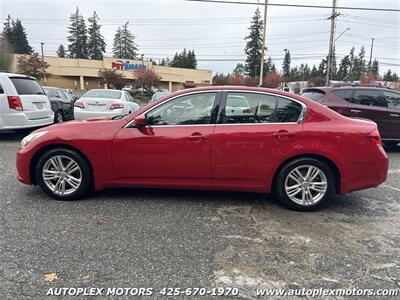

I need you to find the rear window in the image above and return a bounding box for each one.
[10,77,45,95]
[82,90,121,99]
[301,89,326,101]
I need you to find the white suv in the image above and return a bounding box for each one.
[0,73,54,131]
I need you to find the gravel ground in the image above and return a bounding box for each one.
[0,131,399,299]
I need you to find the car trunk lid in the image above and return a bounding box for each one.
[79,98,117,111]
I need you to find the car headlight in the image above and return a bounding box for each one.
[21,131,48,149]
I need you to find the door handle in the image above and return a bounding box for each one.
[188,132,208,141]
[273,130,295,139]
[390,113,400,117]
[350,109,361,114]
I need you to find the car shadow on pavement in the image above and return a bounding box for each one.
[0,130,32,141]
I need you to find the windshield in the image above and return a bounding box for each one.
[82,90,122,99]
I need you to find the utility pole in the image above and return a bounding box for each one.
[40,42,46,85]
[369,38,375,73]
[258,0,269,87]
[325,0,339,86]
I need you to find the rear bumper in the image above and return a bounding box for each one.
[74,109,124,120]
[340,146,389,194]
[0,113,54,130]
[16,147,35,185]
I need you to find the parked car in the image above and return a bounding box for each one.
[16,86,388,211]
[150,90,170,103]
[74,89,140,120]
[43,86,75,123]
[0,73,54,131]
[301,86,400,147]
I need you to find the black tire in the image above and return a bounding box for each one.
[35,148,92,200]
[275,157,335,211]
[54,111,64,123]
[384,141,399,149]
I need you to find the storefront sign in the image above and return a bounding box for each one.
[112,60,146,71]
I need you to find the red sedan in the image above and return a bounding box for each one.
[16,86,388,211]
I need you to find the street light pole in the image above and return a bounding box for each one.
[258,0,269,87]
[40,42,46,85]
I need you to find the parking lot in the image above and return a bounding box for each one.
[0,131,399,299]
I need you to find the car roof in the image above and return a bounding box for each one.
[0,72,36,80]
[304,85,393,92]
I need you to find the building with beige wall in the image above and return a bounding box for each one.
[11,55,212,92]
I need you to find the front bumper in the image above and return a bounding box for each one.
[16,147,35,185]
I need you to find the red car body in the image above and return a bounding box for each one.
[16,86,388,198]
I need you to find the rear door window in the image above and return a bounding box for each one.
[332,89,353,102]
[383,91,400,110]
[351,89,387,107]
[10,77,45,95]
[222,92,303,124]
[301,89,326,101]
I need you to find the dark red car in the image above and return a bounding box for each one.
[16,86,388,211]
[301,86,400,147]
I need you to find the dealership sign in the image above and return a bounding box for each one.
[112,60,146,71]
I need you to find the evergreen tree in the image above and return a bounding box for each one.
[3,17,32,54]
[383,69,398,81]
[233,63,245,75]
[3,15,14,47]
[169,49,197,69]
[351,46,366,80]
[336,55,351,80]
[371,59,379,76]
[57,44,66,57]
[11,19,32,54]
[113,22,138,59]
[282,50,291,80]
[244,8,263,77]
[67,7,88,58]
[87,11,106,60]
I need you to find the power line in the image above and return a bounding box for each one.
[183,0,400,12]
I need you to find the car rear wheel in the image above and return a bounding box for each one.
[35,148,92,200]
[55,111,64,123]
[275,158,335,211]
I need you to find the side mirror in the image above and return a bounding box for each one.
[134,115,146,127]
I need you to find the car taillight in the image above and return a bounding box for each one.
[110,103,124,110]
[368,130,382,146]
[7,96,23,111]
[243,108,252,113]
[74,100,85,109]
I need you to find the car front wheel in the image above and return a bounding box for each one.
[35,148,92,200]
[275,158,335,211]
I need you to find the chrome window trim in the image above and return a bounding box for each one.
[124,89,307,128]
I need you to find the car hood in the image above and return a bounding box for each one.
[32,117,125,135]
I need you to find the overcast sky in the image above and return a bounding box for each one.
[1,0,399,75]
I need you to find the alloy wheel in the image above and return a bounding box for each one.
[284,165,328,206]
[42,155,82,196]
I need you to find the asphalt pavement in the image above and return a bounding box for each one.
[0,131,399,299]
